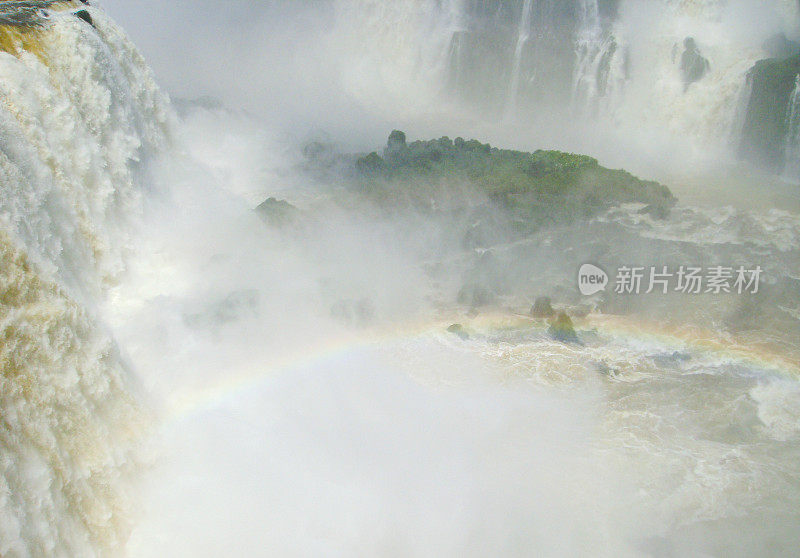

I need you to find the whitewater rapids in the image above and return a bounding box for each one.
[0,1,799,557]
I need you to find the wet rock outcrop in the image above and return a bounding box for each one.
[678,38,710,91]
[737,54,800,172]
[447,324,470,340]
[548,312,580,344]
[74,9,93,27]
[530,296,555,318]
[255,197,300,228]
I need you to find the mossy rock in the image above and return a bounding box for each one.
[548,312,581,344]
[447,324,470,340]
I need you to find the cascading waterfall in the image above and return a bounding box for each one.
[783,74,800,182]
[571,0,602,111]
[1,0,799,555]
[571,0,626,118]
[337,0,799,169]
[438,0,582,112]
[0,2,171,556]
[728,67,755,151]
[503,0,534,118]
[331,0,465,114]
[562,0,793,163]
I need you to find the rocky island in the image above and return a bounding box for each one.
[351,131,676,235]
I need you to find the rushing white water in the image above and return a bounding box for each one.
[0,3,170,556]
[504,0,534,118]
[572,0,602,108]
[316,0,800,169]
[784,74,800,182]
[120,110,800,556]
[2,1,800,556]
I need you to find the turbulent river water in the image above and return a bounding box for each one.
[1,1,799,557]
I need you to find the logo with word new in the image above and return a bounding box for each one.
[578,264,609,296]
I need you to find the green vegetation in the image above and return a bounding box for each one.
[548,312,581,344]
[353,132,675,232]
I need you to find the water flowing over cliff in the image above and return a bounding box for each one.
[0,3,170,555]
[785,74,800,181]
[333,0,800,172]
[2,1,800,556]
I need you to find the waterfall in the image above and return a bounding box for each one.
[729,70,755,153]
[327,0,798,166]
[504,0,534,118]
[572,0,602,109]
[571,0,627,117]
[0,3,171,555]
[784,74,800,182]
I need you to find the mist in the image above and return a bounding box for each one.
[1,1,800,557]
[99,0,800,167]
[99,0,399,148]
[96,2,800,555]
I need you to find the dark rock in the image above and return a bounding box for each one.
[596,39,623,98]
[652,351,692,368]
[548,312,581,344]
[461,250,509,296]
[387,130,407,154]
[447,324,470,340]
[638,203,671,220]
[593,360,618,377]
[679,38,709,90]
[444,4,578,112]
[74,10,93,27]
[255,197,299,227]
[302,141,338,166]
[530,296,555,318]
[461,207,512,250]
[738,54,800,172]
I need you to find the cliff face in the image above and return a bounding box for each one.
[446,0,601,112]
[738,55,800,173]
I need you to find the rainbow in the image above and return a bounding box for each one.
[164,310,800,424]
